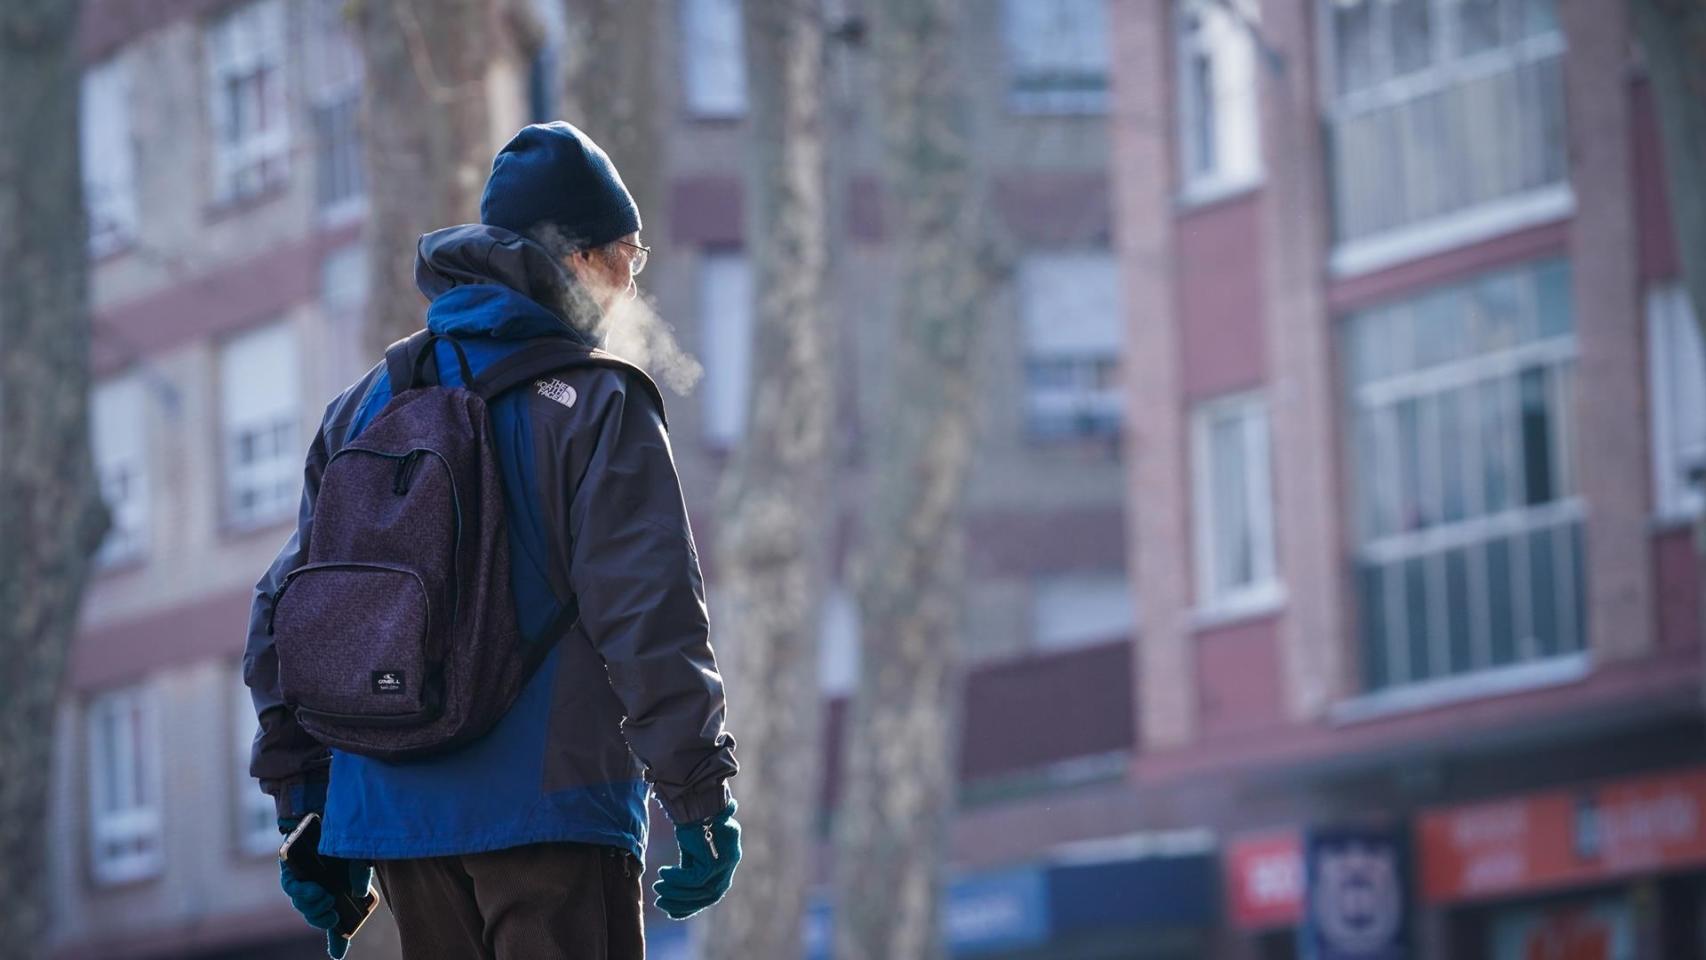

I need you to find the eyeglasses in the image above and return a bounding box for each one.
[616,239,651,277]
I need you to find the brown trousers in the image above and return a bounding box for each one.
[373,843,644,960]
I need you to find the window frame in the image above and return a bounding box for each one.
[218,321,303,532]
[1647,283,1706,524]
[304,0,365,222]
[1174,0,1263,204]
[91,374,151,568]
[86,683,164,886]
[1190,391,1282,620]
[1002,0,1111,115]
[697,249,755,448]
[204,0,292,205]
[1018,251,1125,442]
[232,666,278,857]
[1342,258,1583,695]
[81,55,139,257]
[1316,0,1571,276]
[678,0,748,119]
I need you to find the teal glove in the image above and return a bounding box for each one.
[652,799,741,920]
[278,818,373,960]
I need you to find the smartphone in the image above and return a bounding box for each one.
[280,812,380,941]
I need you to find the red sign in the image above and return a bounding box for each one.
[1225,829,1304,929]
[1418,766,1706,903]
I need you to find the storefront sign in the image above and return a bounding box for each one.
[1418,766,1706,903]
[1302,825,1412,960]
[1226,830,1305,930]
[1488,897,1633,960]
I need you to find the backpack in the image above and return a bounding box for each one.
[267,330,663,761]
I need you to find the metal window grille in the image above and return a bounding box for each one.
[1343,258,1583,691]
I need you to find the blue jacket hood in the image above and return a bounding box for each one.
[414,224,595,344]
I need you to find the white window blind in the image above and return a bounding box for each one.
[232,668,276,855]
[82,57,138,256]
[1648,284,1706,522]
[1176,0,1261,199]
[1004,0,1110,113]
[681,0,746,117]
[1033,574,1136,651]
[92,374,150,566]
[87,684,162,885]
[1191,393,1279,614]
[220,321,301,528]
[699,252,754,446]
[1020,253,1123,439]
[205,0,290,203]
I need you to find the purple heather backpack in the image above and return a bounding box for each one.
[267,330,660,760]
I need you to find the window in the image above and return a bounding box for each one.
[91,375,151,566]
[305,0,364,218]
[1033,574,1136,651]
[232,668,276,854]
[205,0,290,203]
[1648,284,1706,522]
[1192,394,1279,614]
[1004,0,1110,113]
[1176,0,1261,200]
[699,252,753,446]
[681,0,746,117]
[1019,253,1123,439]
[220,321,301,528]
[82,57,138,255]
[1344,258,1582,693]
[86,684,162,885]
[819,588,860,695]
[1323,0,1567,262]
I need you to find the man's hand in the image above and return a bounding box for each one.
[652,799,741,920]
[277,818,373,959]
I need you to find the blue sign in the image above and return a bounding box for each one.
[943,867,1051,955]
[1301,825,1411,960]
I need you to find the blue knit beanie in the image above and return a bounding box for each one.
[480,122,641,252]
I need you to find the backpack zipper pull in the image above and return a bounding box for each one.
[703,821,719,861]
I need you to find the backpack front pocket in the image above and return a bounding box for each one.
[272,561,442,725]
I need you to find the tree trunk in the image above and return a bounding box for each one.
[0,0,108,946]
[701,3,832,958]
[352,0,525,353]
[832,0,985,956]
[558,0,662,228]
[1630,0,1706,681]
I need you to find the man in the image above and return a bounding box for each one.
[244,122,740,960]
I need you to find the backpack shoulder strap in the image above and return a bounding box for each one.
[474,339,670,429]
[383,330,434,392]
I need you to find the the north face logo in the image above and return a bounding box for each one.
[536,377,577,409]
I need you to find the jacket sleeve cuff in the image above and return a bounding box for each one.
[658,779,733,825]
[264,775,329,823]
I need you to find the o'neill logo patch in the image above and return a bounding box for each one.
[536,377,577,409]
[371,671,406,695]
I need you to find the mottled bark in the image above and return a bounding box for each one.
[1630,0,1706,676]
[0,0,108,946]
[701,3,832,958]
[352,0,523,352]
[833,1,985,957]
